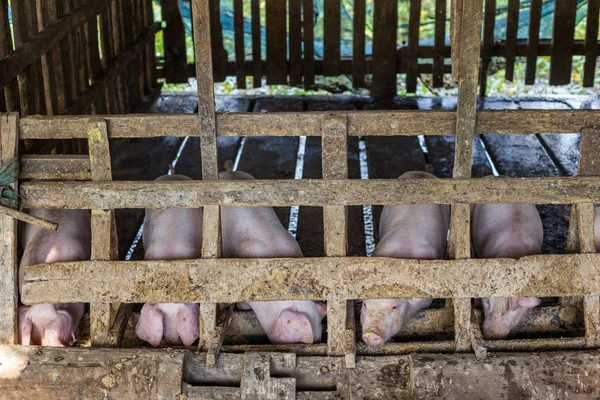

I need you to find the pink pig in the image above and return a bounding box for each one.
[135,174,202,347]
[220,166,326,344]
[471,196,544,339]
[19,209,90,346]
[361,171,449,347]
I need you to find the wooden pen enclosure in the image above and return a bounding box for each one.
[2,0,600,399]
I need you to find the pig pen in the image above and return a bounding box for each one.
[2,0,600,399]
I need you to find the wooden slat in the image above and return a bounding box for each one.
[87,120,124,347]
[550,0,577,85]
[251,0,261,88]
[406,0,422,92]
[451,0,482,354]
[525,0,542,85]
[0,113,18,344]
[323,0,341,76]
[36,0,58,115]
[17,109,600,139]
[162,0,187,83]
[371,0,398,98]
[433,0,447,88]
[504,0,519,81]
[233,0,246,89]
[18,176,600,210]
[479,0,496,95]
[0,346,184,398]
[209,0,227,82]
[289,0,302,86]
[265,0,287,84]
[583,0,600,87]
[20,154,91,180]
[303,0,315,89]
[352,0,366,88]
[21,253,600,304]
[322,115,354,367]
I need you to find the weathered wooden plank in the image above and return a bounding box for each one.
[323,0,341,76]
[209,0,227,82]
[20,155,91,181]
[289,0,302,86]
[406,0,422,93]
[303,0,315,89]
[0,0,20,112]
[19,176,600,210]
[19,109,600,140]
[504,0,519,81]
[233,0,246,89]
[162,0,188,83]
[479,0,495,95]
[251,0,261,87]
[352,0,366,88]
[371,0,397,98]
[550,0,577,85]
[0,346,184,398]
[21,253,600,304]
[433,0,447,88]
[266,0,287,84]
[0,114,18,345]
[35,0,58,115]
[525,0,542,84]
[583,0,600,87]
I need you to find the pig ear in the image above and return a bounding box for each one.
[518,297,540,309]
[177,305,200,347]
[316,302,327,317]
[136,305,164,347]
[19,308,32,346]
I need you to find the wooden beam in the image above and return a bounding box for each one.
[251,0,261,88]
[550,0,577,85]
[406,0,422,92]
[19,154,91,180]
[289,0,302,86]
[371,0,397,98]
[525,0,542,85]
[583,0,600,87]
[504,0,519,81]
[21,253,600,304]
[265,0,287,84]
[161,0,188,83]
[0,0,113,89]
[19,176,600,210]
[303,0,315,89]
[18,110,600,140]
[0,113,18,344]
[323,0,341,76]
[233,0,245,89]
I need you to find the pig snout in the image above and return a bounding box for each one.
[362,329,385,347]
[482,297,540,340]
[273,310,315,344]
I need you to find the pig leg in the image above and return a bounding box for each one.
[135,174,203,347]
[472,200,544,339]
[219,166,326,344]
[19,209,90,346]
[361,171,449,347]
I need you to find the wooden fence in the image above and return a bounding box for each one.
[161,0,600,97]
[0,0,159,118]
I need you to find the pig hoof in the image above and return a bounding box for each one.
[273,310,314,344]
[362,331,385,347]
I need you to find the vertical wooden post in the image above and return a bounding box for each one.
[0,113,19,345]
[303,0,315,89]
[289,0,302,86]
[583,0,599,87]
[479,0,495,96]
[525,0,542,85]
[371,0,398,98]
[566,128,600,347]
[322,115,355,368]
[504,0,519,82]
[266,0,287,84]
[87,119,128,347]
[251,0,262,87]
[406,0,422,93]
[233,0,246,89]
[323,0,341,76]
[162,0,188,83]
[449,0,482,353]
[192,0,228,369]
[550,0,577,85]
[0,0,20,112]
[433,0,447,89]
[352,0,366,88]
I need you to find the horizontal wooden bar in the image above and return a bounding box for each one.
[18,110,600,140]
[18,177,600,209]
[21,253,600,304]
[20,155,91,180]
[0,0,113,89]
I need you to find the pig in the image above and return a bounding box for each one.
[135,174,202,347]
[361,171,449,347]
[19,209,90,346]
[220,164,326,344]
[471,197,544,340]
